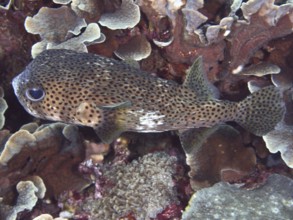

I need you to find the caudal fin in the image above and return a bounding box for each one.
[235,86,285,136]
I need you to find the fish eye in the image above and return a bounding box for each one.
[25,87,45,102]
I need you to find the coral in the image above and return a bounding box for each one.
[99,0,140,30]
[2,0,293,218]
[33,214,66,220]
[25,6,86,43]
[182,174,293,219]
[268,34,293,90]
[233,62,280,76]
[184,125,256,190]
[53,0,102,22]
[263,122,293,168]
[0,123,89,202]
[0,0,12,10]
[114,35,151,61]
[71,0,102,22]
[162,0,293,79]
[181,0,207,36]
[227,0,293,72]
[262,88,293,168]
[204,17,234,45]
[0,9,36,90]
[62,152,179,220]
[0,129,10,148]
[246,80,293,168]
[53,0,71,4]
[0,87,8,129]
[137,0,185,25]
[136,0,179,47]
[24,6,104,57]
[0,177,45,220]
[46,23,105,53]
[84,140,109,164]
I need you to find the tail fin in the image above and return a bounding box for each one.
[235,86,285,136]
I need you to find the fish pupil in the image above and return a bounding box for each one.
[25,88,45,101]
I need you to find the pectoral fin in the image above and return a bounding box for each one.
[94,124,125,144]
[94,109,127,144]
[98,100,132,110]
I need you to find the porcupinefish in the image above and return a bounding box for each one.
[12,49,284,145]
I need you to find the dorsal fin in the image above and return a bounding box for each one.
[183,56,218,99]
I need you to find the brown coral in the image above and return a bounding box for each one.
[185,125,256,191]
[0,123,89,204]
[226,1,293,72]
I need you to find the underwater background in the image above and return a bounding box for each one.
[0,0,293,219]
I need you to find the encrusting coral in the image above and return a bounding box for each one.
[60,152,180,220]
[182,174,293,219]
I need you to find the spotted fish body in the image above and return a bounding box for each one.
[12,49,284,144]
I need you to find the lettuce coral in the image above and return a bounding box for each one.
[0,0,12,10]
[262,89,293,168]
[227,0,293,72]
[114,35,151,61]
[0,177,45,220]
[0,87,8,130]
[25,6,104,57]
[25,6,87,43]
[99,0,140,30]
[246,81,293,168]
[0,123,89,201]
